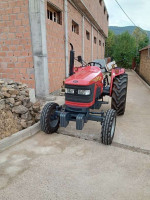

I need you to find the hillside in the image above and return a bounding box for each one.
[109,26,150,38]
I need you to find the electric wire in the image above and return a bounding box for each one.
[113,0,148,35]
[114,0,137,27]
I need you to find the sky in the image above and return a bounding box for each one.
[104,0,150,31]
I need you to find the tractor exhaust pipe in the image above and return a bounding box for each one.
[69,43,74,76]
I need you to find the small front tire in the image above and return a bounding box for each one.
[40,103,60,134]
[101,109,116,145]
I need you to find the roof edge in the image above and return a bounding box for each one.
[68,0,108,38]
[139,45,150,52]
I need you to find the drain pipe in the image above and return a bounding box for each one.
[64,0,69,77]
[91,25,93,61]
[82,15,85,61]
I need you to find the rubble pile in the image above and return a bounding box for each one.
[0,79,41,139]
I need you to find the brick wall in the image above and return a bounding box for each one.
[98,34,103,59]
[84,18,92,62]
[46,0,107,92]
[93,28,98,60]
[83,0,108,36]
[68,2,82,67]
[0,0,34,88]
[139,50,150,85]
[46,0,66,93]
[0,0,108,94]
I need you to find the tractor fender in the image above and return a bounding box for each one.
[110,68,125,96]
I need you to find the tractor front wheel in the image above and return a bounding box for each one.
[40,103,60,134]
[101,109,116,145]
[111,73,128,115]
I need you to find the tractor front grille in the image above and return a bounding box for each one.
[65,84,95,103]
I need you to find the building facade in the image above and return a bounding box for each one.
[139,45,150,85]
[0,0,108,98]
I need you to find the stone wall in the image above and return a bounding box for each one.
[0,79,41,140]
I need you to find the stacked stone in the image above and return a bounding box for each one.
[0,79,41,139]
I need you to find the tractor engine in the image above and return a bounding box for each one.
[65,66,103,108]
[65,44,104,108]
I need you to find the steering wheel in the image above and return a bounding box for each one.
[88,62,103,69]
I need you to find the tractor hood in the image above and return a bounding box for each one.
[65,66,102,86]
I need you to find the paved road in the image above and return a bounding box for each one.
[60,71,150,150]
[0,71,150,200]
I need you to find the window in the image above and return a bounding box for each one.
[104,6,106,14]
[103,42,105,47]
[107,14,109,21]
[94,36,97,44]
[47,2,62,25]
[86,31,90,40]
[99,0,103,5]
[99,40,101,46]
[72,20,79,34]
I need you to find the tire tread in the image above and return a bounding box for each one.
[111,73,128,115]
[40,103,59,134]
[101,109,116,145]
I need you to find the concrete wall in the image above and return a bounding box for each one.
[0,0,34,88]
[139,50,150,85]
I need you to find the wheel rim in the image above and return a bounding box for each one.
[111,118,116,138]
[50,110,59,128]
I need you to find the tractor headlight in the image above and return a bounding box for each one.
[65,88,74,94]
[78,89,90,95]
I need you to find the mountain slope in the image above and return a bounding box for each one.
[109,26,150,38]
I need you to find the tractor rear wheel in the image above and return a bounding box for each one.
[101,109,116,145]
[40,103,60,134]
[111,73,128,115]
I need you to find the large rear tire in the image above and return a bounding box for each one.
[101,109,116,145]
[40,103,60,134]
[111,73,128,115]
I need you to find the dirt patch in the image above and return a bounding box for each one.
[0,110,20,139]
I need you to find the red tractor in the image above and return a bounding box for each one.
[40,44,128,145]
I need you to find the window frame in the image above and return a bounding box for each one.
[99,0,103,6]
[104,6,106,14]
[86,30,90,40]
[47,2,62,25]
[99,40,101,46]
[107,14,109,21]
[72,20,79,35]
[94,36,97,44]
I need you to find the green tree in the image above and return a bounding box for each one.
[105,30,115,57]
[132,27,149,64]
[112,32,136,68]
[133,27,149,50]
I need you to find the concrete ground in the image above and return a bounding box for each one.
[60,71,150,150]
[0,71,150,200]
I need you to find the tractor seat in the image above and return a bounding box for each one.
[93,59,107,73]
